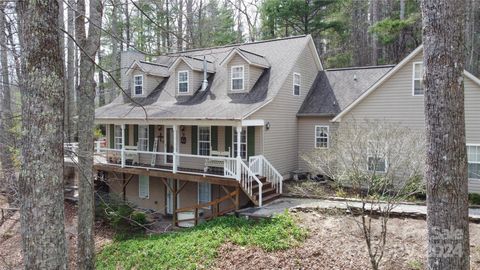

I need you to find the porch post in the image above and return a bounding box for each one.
[121,124,126,168]
[173,125,178,173]
[236,125,242,181]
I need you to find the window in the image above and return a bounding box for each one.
[231,65,244,91]
[412,62,424,96]
[198,126,211,156]
[198,182,211,208]
[134,75,143,96]
[139,175,149,199]
[178,71,189,93]
[367,141,387,173]
[468,145,480,180]
[315,126,329,148]
[114,125,122,149]
[233,127,247,159]
[293,73,301,96]
[138,125,149,151]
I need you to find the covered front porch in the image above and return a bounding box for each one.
[92,119,282,207]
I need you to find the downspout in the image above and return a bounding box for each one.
[201,56,208,91]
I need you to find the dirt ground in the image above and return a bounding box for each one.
[0,201,114,270]
[214,210,480,270]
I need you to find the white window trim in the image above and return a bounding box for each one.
[198,182,212,209]
[114,125,122,150]
[178,70,189,94]
[198,126,211,156]
[467,144,480,180]
[138,175,150,199]
[366,141,388,173]
[231,65,245,91]
[133,75,144,96]
[232,127,248,160]
[412,62,424,96]
[137,125,149,151]
[314,125,329,149]
[293,72,301,96]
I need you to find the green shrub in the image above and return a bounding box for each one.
[96,194,147,234]
[469,193,480,205]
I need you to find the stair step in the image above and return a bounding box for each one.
[253,187,276,200]
[252,182,272,191]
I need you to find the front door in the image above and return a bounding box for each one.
[165,127,174,164]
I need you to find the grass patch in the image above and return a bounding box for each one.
[96,212,306,270]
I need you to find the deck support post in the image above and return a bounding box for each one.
[121,124,125,168]
[235,186,240,210]
[236,125,242,181]
[173,179,178,226]
[173,125,178,173]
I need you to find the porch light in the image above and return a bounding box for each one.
[265,121,271,130]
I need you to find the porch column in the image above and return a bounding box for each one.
[121,124,126,168]
[173,125,178,173]
[236,125,242,181]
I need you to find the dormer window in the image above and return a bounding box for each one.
[178,70,189,93]
[231,65,244,91]
[293,73,301,96]
[134,75,143,96]
[412,62,424,96]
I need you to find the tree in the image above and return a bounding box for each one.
[17,0,67,267]
[75,0,103,267]
[0,3,18,206]
[421,0,470,269]
[303,120,424,270]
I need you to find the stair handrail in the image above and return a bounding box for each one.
[239,160,263,207]
[249,155,283,194]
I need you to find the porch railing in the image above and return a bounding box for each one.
[249,155,283,193]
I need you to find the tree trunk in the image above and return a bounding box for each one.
[0,3,18,205]
[421,0,470,269]
[186,0,193,48]
[177,0,183,51]
[66,0,75,143]
[98,50,105,107]
[370,0,379,65]
[124,0,130,49]
[75,0,103,268]
[17,0,68,267]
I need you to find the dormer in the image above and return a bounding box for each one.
[125,60,169,97]
[220,48,270,93]
[169,56,215,96]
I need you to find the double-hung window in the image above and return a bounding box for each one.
[315,126,329,148]
[293,73,301,96]
[412,62,424,96]
[198,126,211,156]
[468,145,480,180]
[138,125,149,151]
[114,125,123,149]
[367,141,387,173]
[138,175,149,199]
[134,75,143,96]
[178,71,189,93]
[231,65,244,91]
[233,127,247,159]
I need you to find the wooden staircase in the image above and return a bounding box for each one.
[251,176,281,205]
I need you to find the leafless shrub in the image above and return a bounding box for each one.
[303,119,425,270]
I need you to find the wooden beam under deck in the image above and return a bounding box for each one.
[94,164,240,187]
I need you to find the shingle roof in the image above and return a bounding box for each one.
[298,65,394,116]
[128,60,170,77]
[96,35,312,121]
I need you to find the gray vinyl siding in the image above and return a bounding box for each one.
[226,54,265,92]
[120,51,145,91]
[174,62,203,95]
[341,51,480,193]
[298,117,338,172]
[248,44,320,177]
[128,70,163,97]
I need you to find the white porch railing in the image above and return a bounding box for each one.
[239,160,263,206]
[249,155,283,193]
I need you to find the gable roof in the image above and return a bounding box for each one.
[169,56,216,73]
[220,48,270,68]
[298,65,393,116]
[96,35,316,121]
[125,60,170,77]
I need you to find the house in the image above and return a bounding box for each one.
[297,45,480,193]
[86,35,322,225]
[68,35,480,226]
